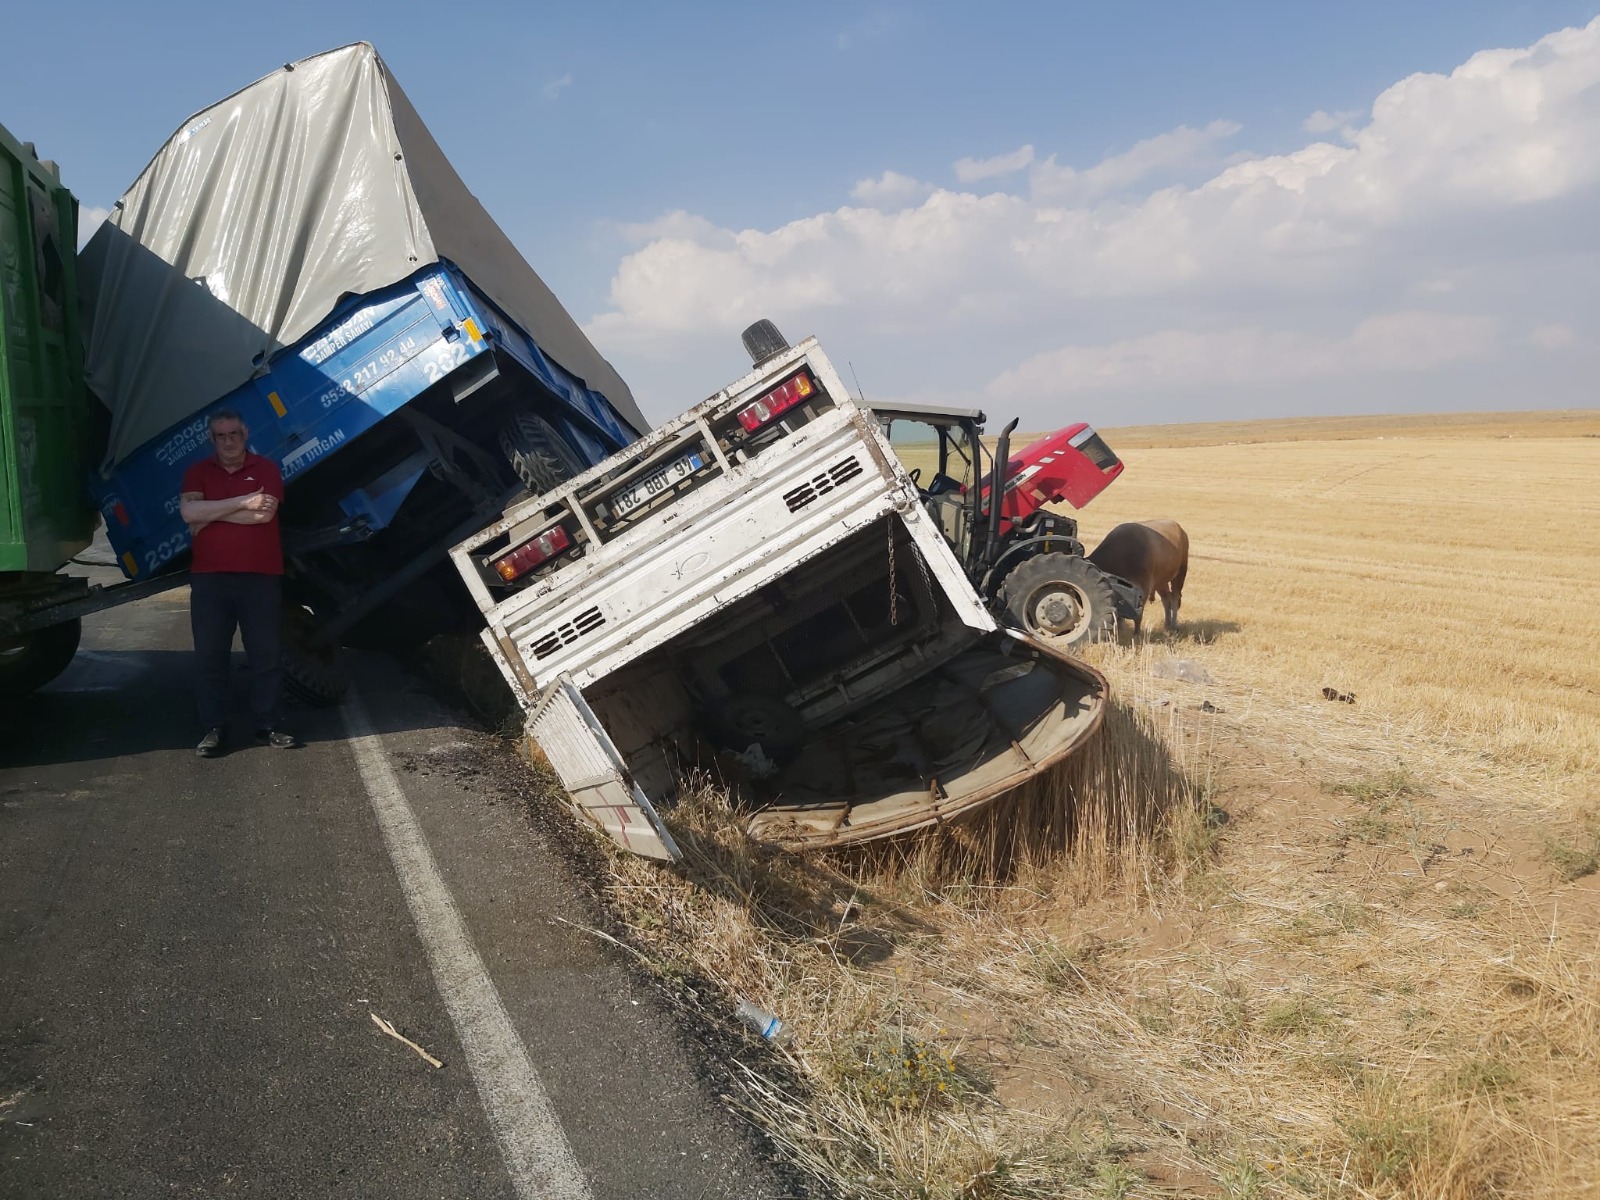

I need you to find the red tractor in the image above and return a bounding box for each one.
[867,401,1139,645]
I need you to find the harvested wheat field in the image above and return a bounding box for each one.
[583,410,1600,1199]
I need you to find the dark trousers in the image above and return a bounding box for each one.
[190,572,283,730]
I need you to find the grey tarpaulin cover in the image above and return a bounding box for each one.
[79,42,645,468]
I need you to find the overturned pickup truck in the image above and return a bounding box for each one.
[451,333,1108,859]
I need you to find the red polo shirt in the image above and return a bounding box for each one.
[181,452,285,575]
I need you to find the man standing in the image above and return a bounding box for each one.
[178,410,300,757]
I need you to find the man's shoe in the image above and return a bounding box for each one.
[256,728,302,749]
[196,728,227,758]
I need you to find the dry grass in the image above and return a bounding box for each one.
[579,413,1600,1198]
[1077,423,1600,785]
[603,694,1210,1199]
[1099,408,1600,450]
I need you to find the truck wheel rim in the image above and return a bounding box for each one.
[1027,582,1091,639]
[728,707,785,738]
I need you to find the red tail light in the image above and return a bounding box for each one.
[737,371,816,432]
[492,525,571,581]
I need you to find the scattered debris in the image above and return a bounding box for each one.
[734,997,788,1043]
[730,743,780,780]
[1151,658,1213,684]
[369,1012,444,1069]
[1321,687,1357,704]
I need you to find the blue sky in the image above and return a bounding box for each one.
[5,2,1598,427]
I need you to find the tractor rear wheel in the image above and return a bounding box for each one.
[998,553,1118,647]
[499,410,583,497]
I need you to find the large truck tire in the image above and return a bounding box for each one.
[997,553,1118,647]
[0,618,82,699]
[281,606,348,707]
[499,410,584,497]
[340,571,468,651]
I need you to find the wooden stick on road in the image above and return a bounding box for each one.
[370,1011,445,1068]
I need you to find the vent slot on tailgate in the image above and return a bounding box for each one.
[783,455,864,513]
[531,606,607,660]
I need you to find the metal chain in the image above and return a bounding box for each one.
[887,514,899,626]
[887,512,938,627]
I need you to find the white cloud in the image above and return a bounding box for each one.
[953,145,1035,183]
[588,189,1036,344]
[590,19,1600,423]
[543,73,573,100]
[78,204,110,248]
[850,170,934,208]
[1529,322,1576,349]
[1030,119,1242,201]
[985,313,1500,401]
[1303,108,1362,133]
[614,209,731,246]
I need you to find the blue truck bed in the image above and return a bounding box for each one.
[91,261,635,581]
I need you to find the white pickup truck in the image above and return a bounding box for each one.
[450,332,1107,860]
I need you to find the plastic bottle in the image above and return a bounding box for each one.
[734,996,787,1042]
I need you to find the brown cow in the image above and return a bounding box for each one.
[1087,519,1189,635]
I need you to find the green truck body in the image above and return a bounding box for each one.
[1,119,92,574]
[1,119,101,699]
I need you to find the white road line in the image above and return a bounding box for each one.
[343,688,592,1200]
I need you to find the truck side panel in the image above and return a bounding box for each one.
[89,262,637,581]
[493,408,899,686]
[88,267,483,578]
[0,122,91,572]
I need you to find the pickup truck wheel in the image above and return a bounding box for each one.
[499,410,583,497]
[281,607,348,706]
[0,618,82,699]
[709,693,805,761]
[998,553,1118,647]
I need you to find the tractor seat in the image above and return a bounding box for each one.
[923,491,969,547]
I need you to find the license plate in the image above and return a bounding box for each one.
[612,452,703,518]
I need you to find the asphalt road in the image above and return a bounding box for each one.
[0,582,797,1199]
